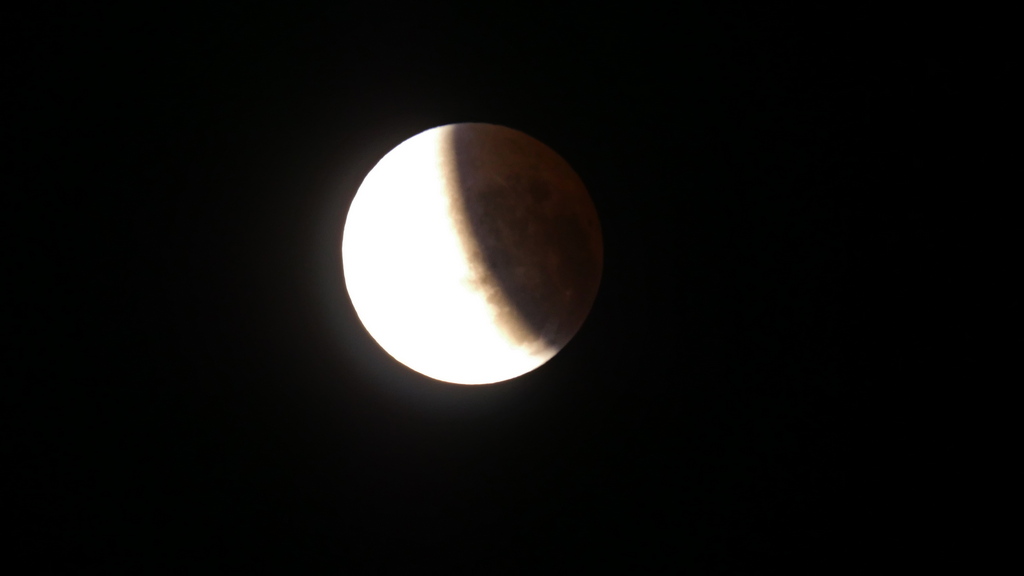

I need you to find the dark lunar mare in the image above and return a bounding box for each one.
[448,123,602,353]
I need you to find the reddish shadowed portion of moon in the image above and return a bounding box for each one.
[448,123,603,356]
[342,123,602,385]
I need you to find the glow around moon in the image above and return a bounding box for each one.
[342,123,602,385]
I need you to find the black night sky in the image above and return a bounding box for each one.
[9,2,973,573]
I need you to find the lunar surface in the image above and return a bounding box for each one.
[342,123,602,384]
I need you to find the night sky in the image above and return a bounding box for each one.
[9,3,972,572]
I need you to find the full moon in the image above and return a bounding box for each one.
[342,123,602,384]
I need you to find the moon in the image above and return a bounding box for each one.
[342,123,602,385]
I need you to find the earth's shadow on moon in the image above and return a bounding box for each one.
[447,123,603,356]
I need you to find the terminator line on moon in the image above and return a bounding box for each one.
[342,123,603,384]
